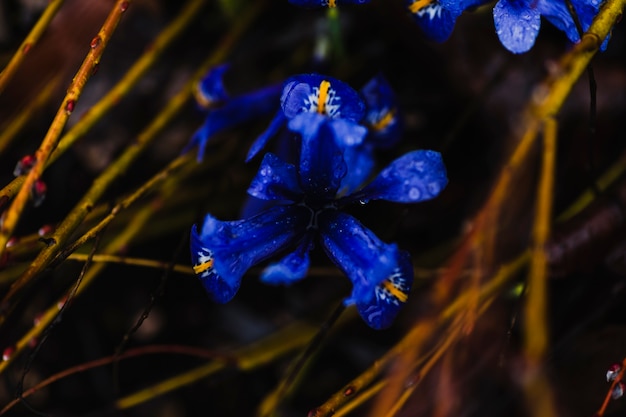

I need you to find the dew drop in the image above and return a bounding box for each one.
[33,313,43,326]
[90,36,101,49]
[120,1,130,12]
[65,99,75,114]
[57,296,67,310]
[5,236,19,248]
[38,224,54,236]
[2,346,14,361]
[31,180,47,207]
[607,363,621,382]
[22,43,32,54]
[343,385,356,396]
[427,182,440,195]
[612,381,625,400]
[13,154,36,177]
[408,187,420,200]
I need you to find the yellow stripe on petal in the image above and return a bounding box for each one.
[317,80,331,114]
[328,0,336,7]
[409,0,433,13]
[193,258,214,275]
[371,110,395,131]
[382,279,408,303]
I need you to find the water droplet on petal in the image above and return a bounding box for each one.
[120,1,130,11]
[38,224,54,236]
[408,187,420,200]
[343,385,356,396]
[427,182,440,195]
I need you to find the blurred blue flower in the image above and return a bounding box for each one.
[493,0,608,54]
[406,0,488,42]
[184,65,282,161]
[288,0,370,8]
[191,118,448,329]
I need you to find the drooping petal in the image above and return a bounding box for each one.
[493,0,541,54]
[347,150,448,204]
[360,73,403,149]
[406,0,462,43]
[185,84,282,161]
[318,210,400,307]
[356,251,413,329]
[190,205,310,303]
[281,74,365,122]
[248,153,303,202]
[246,111,288,162]
[295,116,347,199]
[195,64,230,109]
[260,234,314,285]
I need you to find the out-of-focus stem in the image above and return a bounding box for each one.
[0,0,131,260]
[0,0,65,95]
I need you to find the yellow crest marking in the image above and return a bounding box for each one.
[328,0,336,7]
[193,258,214,274]
[371,110,395,131]
[317,80,331,114]
[382,279,408,303]
[409,0,433,13]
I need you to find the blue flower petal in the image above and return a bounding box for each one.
[407,0,462,43]
[260,235,313,285]
[348,150,448,203]
[296,116,347,199]
[318,210,400,307]
[190,205,310,303]
[281,74,365,122]
[329,118,368,147]
[185,84,282,162]
[338,144,375,196]
[248,153,302,201]
[360,74,403,149]
[246,111,288,162]
[195,64,230,108]
[356,251,413,329]
[493,0,541,54]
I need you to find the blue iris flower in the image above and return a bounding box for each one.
[190,116,448,329]
[184,65,283,162]
[246,73,368,162]
[288,0,370,8]
[493,0,609,54]
[406,0,489,42]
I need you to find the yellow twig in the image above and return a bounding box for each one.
[66,253,194,275]
[0,76,60,154]
[0,0,268,374]
[0,0,130,259]
[0,0,65,95]
[521,117,557,417]
[115,322,317,410]
[0,0,207,202]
